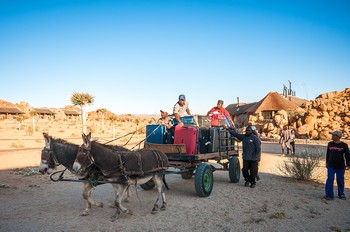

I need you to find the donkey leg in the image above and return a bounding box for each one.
[110,184,133,221]
[158,175,167,211]
[151,175,167,214]
[122,185,132,203]
[81,183,103,216]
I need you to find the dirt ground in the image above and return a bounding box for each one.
[1,120,350,231]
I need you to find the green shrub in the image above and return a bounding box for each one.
[277,149,323,181]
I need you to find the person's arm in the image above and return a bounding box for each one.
[174,113,182,125]
[173,103,183,125]
[222,109,236,129]
[279,132,283,143]
[186,108,191,115]
[207,109,212,116]
[228,128,244,141]
[326,143,330,167]
[344,143,350,168]
[254,136,261,161]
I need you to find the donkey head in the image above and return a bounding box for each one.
[73,132,94,175]
[39,132,58,174]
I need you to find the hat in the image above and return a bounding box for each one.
[217,100,224,105]
[179,94,186,100]
[330,130,342,138]
[160,109,168,113]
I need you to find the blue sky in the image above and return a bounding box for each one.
[1,0,349,115]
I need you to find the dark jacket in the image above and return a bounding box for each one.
[326,141,350,169]
[229,129,261,161]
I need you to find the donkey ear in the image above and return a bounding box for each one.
[43,132,51,149]
[81,133,87,144]
[87,132,92,141]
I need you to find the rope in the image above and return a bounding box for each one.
[130,124,162,150]
[50,169,67,182]
[102,131,137,145]
[123,131,136,147]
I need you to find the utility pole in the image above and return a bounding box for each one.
[288,80,292,96]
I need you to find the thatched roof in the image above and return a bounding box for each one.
[226,102,257,116]
[63,109,80,116]
[0,107,24,114]
[244,92,300,113]
[33,108,55,115]
[287,96,309,106]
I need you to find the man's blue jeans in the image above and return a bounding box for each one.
[325,167,345,198]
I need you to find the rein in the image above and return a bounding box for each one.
[130,124,162,150]
[49,168,166,186]
[102,131,137,145]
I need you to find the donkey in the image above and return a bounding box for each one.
[73,132,169,221]
[38,132,129,216]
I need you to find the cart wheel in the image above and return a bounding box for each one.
[195,163,213,197]
[140,179,155,190]
[181,170,194,179]
[229,156,240,183]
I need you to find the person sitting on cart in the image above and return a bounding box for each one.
[207,100,235,128]
[157,108,174,144]
[173,94,191,126]
[227,125,261,188]
[157,108,173,129]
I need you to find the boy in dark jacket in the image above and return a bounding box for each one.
[228,126,261,188]
[324,130,350,200]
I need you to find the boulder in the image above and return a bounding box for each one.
[310,130,319,139]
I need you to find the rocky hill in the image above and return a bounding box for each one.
[294,88,350,140]
[259,88,350,140]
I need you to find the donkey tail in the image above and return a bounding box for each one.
[163,174,169,190]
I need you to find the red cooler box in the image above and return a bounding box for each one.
[174,125,199,155]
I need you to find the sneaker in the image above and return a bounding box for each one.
[250,183,256,188]
[323,195,334,200]
[244,181,250,187]
[281,154,285,157]
[339,195,346,200]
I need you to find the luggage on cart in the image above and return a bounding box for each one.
[198,128,210,154]
[173,115,196,125]
[208,127,219,153]
[208,127,230,153]
[197,115,211,129]
[146,124,167,144]
[174,125,199,155]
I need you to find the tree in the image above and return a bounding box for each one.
[29,110,37,134]
[96,108,107,132]
[71,92,95,134]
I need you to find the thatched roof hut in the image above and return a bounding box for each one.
[244,92,300,114]
[226,102,257,116]
[0,107,24,114]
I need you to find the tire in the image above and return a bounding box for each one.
[194,163,213,197]
[181,170,193,179]
[140,179,155,190]
[229,156,240,183]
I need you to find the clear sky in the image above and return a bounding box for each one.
[1,0,349,115]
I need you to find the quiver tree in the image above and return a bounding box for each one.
[96,108,107,132]
[71,93,95,134]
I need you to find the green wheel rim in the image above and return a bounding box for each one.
[203,170,212,191]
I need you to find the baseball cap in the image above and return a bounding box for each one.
[329,130,342,138]
[160,108,168,113]
[179,94,186,100]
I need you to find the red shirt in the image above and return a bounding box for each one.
[207,107,233,127]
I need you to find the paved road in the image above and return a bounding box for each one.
[261,141,327,155]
